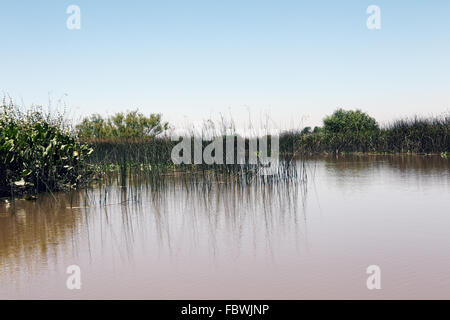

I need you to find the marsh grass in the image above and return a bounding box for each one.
[4,100,446,201]
[86,135,305,190]
[82,114,307,193]
[83,112,449,193]
[378,114,450,153]
[297,113,450,154]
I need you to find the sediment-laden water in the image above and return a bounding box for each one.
[1,155,449,299]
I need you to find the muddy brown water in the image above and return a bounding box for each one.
[0,155,449,299]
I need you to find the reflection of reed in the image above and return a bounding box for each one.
[2,155,447,285]
[95,162,309,261]
[0,160,310,283]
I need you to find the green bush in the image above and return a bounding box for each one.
[0,102,93,197]
[320,109,379,152]
[297,109,449,154]
[323,109,379,134]
[76,110,169,140]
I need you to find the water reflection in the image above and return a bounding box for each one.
[0,166,308,285]
[0,155,449,299]
[0,196,84,280]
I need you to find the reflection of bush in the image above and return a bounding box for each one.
[0,193,85,271]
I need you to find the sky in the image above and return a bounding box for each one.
[1,0,449,130]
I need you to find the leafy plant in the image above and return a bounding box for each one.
[0,100,93,197]
[323,109,379,134]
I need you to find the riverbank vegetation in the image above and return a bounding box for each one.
[296,109,449,154]
[76,108,449,160]
[76,110,169,140]
[1,100,448,198]
[0,101,93,198]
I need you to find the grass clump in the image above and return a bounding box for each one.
[378,115,450,153]
[0,100,93,197]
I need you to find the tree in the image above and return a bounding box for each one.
[76,110,169,140]
[322,109,379,152]
[323,109,379,134]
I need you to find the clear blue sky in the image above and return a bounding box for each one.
[1,0,449,129]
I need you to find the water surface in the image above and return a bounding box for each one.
[1,155,449,299]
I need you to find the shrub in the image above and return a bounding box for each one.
[323,109,379,134]
[320,109,379,152]
[298,109,449,154]
[0,101,93,197]
[76,110,169,140]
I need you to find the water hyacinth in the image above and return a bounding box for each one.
[0,99,93,197]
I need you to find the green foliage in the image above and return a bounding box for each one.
[319,109,379,152]
[378,115,450,153]
[301,127,312,135]
[323,109,379,134]
[0,101,93,197]
[87,137,175,166]
[76,110,169,140]
[296,109,449,154]
[313,126,321,133]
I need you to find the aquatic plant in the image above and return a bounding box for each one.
[0,100,93,197]
[378,114,450,153]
